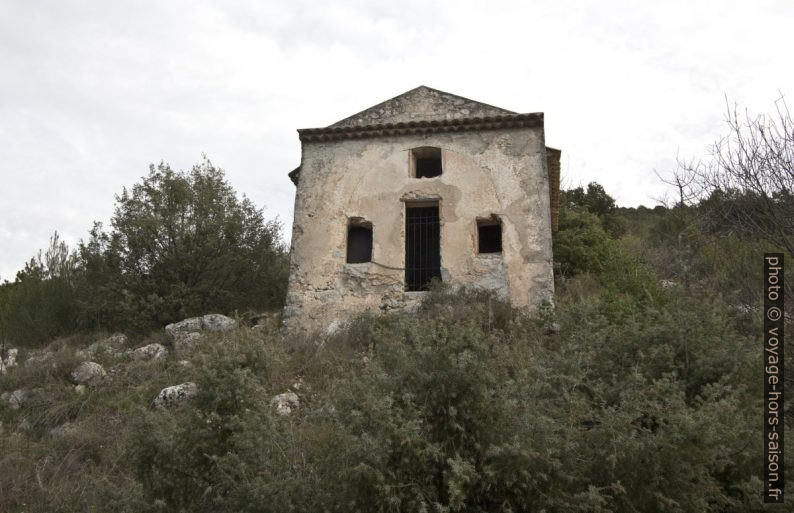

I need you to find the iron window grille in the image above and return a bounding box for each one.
[405,204,441,291]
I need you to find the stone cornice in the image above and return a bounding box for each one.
[297,113,543,143]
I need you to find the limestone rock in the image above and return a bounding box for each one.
[1,390,23,410]
[25,351,54,368]
[79,344,122,360]
[153,382,198,409]
[201,313,237,332]
[105,333,128,346]
[165,317,203,336]
[131,343,167,361]
[70,361,107,386]
[165,314,237,337]
[74,384,87,395]
[5,348,18,366]
[0,348,18,374]
[2,388,52,410]
[271,392,299,415]
[79,333,128,360]
[173,332,205,354]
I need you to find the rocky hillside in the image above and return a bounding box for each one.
[0,311,285,512]
[0,282,783,513]
[0,180,789,512]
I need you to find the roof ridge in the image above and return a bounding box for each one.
[327,86,517,129]
[412,85,518,116]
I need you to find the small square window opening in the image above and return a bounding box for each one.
[411,147,442,178]
[477,221,502,254]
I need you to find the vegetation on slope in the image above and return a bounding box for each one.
[0,158,289,346]
[2,102,793,510]
[1,184,791,510]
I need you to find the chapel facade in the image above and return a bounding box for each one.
[283,86,559,334]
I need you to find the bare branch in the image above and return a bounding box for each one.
[668,96,794,256]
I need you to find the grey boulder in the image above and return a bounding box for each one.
[165,314,237,337]
[0,348,18,374]
[131,343,167,361]
[70,361,107,386]
[202,313,237,332]
[153,382,198,409]
[2,388,53,410]
[78,333,128,360]
[271,392,299,415]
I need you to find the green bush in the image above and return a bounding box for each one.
[76,158,289,332]
[563,182,617,216]
[3,168,788,512]
[601,211,629,238]
[0,158,290,344]
[127,286,780,512]
[553,207,617,277]
[128,329,291,513]
[0,233,80,347]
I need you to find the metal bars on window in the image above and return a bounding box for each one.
[405,204,441,291]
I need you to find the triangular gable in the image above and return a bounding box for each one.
[328,85,516,128]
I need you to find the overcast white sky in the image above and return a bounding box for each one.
[1,0,793,280]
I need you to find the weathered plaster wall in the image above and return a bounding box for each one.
[283,127,554,335]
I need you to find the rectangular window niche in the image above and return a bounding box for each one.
[346,220,373,263]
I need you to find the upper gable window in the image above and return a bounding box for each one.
[410,147,442,178]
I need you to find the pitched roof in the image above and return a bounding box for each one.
[328,85,517,128]
[290,86,546,184]
[297,86,542,143]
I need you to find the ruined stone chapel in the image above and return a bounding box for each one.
[283,86,560,334]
